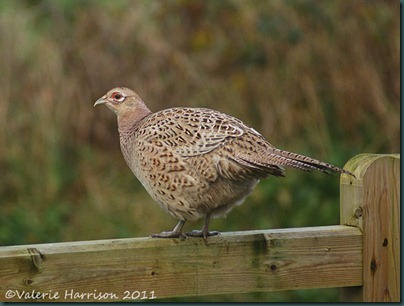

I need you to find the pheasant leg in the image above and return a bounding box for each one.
[186,213,219,239]
[152,220,186,238]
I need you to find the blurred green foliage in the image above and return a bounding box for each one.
[0,0,399,302]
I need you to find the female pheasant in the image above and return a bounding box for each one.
[94,87,353,239]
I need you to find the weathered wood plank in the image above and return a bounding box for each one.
[340,154,400,302]
[0,225,361,302]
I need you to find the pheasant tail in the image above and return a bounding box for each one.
[270,148,354,176]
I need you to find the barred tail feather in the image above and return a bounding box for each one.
[270,148,355,177]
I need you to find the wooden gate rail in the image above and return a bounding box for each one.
[0,154,399,302]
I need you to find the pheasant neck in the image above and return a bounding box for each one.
[117,107,152,137]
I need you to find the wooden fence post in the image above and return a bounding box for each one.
[340,154,400,302]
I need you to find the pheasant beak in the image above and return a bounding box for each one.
[94,95,119,115]
[94,96,107,107]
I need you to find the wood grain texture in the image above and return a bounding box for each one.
[340,154,400,302]
[0,226,361,302]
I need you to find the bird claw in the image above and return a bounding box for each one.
[151,231,187,239]
[185,230,220,239]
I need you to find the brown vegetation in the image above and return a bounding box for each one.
[0,0,399,301]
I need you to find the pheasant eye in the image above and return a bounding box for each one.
[111,92,125,102]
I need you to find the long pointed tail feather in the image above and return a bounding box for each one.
[271,148,355,177]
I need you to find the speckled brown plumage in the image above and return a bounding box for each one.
[94,87,354,239]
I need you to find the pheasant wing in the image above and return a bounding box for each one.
[143,108,245,157]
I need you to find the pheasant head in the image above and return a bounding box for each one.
[94,87,151,117]
[94,87,152,132]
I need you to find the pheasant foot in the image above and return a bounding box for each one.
[151,220,186,239]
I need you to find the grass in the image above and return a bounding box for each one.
[0,0,399,302]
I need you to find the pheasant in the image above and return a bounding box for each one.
[94,87,354,239]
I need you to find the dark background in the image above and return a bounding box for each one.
[0,0,399,302]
